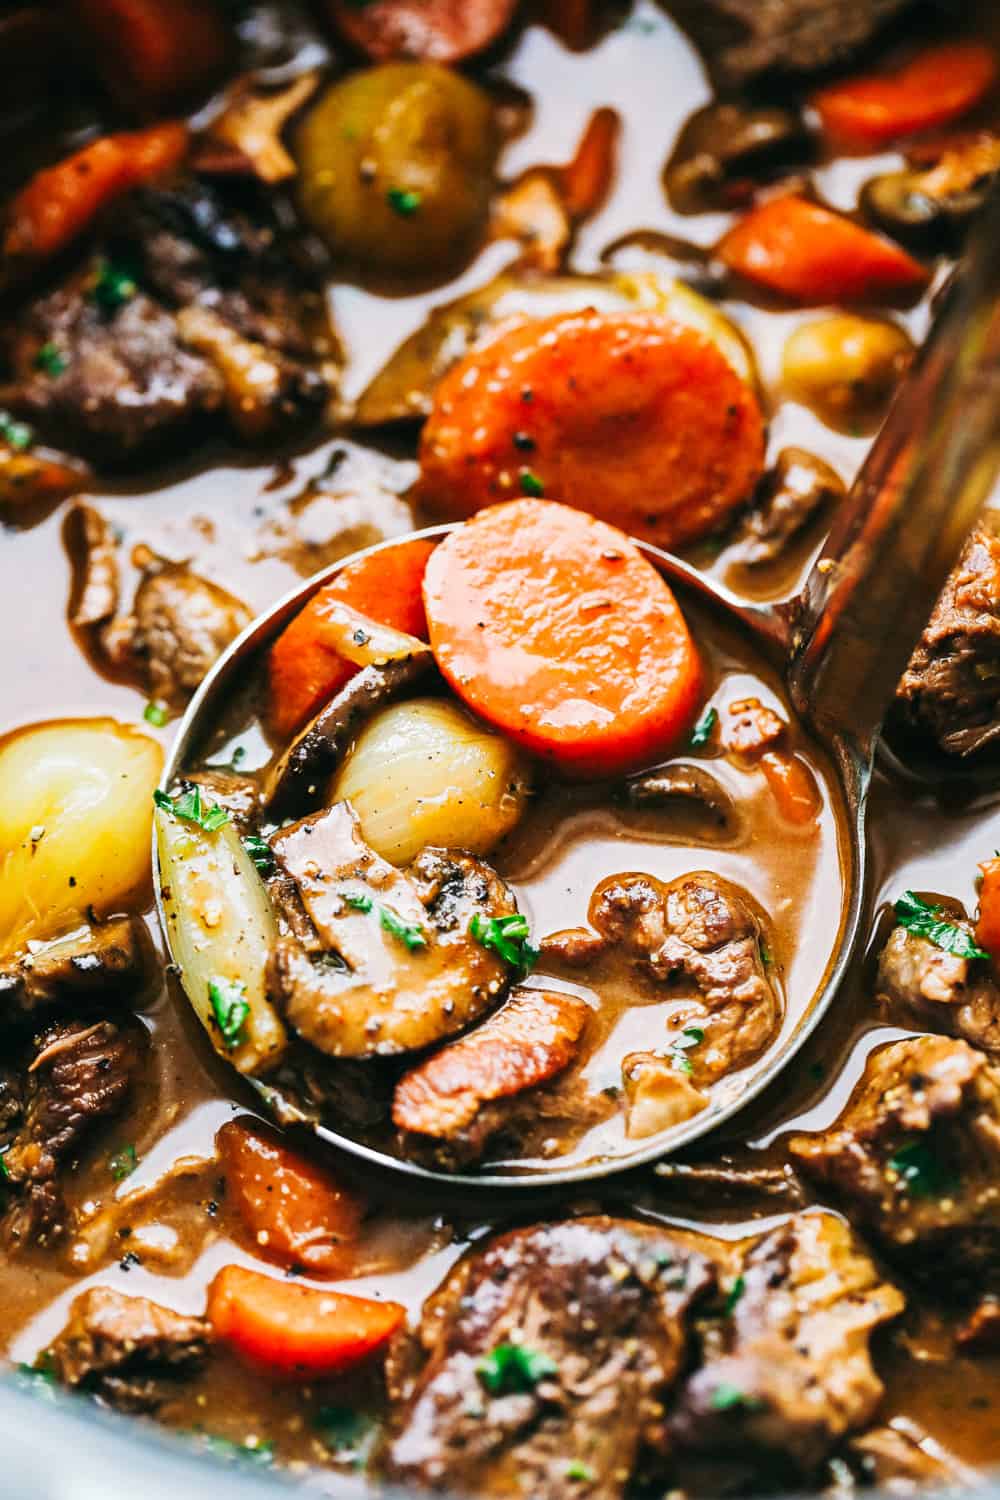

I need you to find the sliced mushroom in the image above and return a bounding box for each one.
[664,101,810,215]
[267,801,518,1057]
[623,762,735,827]
[862,134,1000,252]
[210,72,320,184]
[265,649,435,817]
[65,502,121,628]
[653,1157,808,1206]
[737,447,845,566]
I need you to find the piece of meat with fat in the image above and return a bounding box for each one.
[267,802,517,1058]
[894,522,1000,756]
[669,0,915,87]
[0,917,149,1036]
[3,272,223,464]
[392,986,591,1167]
[2,1020,142,1249]
[383,1216,716,1497]
[46,1286,210,1413]
[790,1035,1000,1293]
[589,871,781,1081]
[671,1211,904,1481]
[101,551,251,707]
[877,917,1000,1053]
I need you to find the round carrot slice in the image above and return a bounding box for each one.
[812,42,997,150]
[416,310,765,551]
[423,499,703,779]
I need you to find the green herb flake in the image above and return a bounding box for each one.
[0,1151,10,1182]
[724,1274,746,1315]
[710,1382,760,1412]
[153,784,230,833]
[519,469,545,497]
[243,833,274,877]
[33,342,66,377]
[143,701,168,727]
[313,1406,377,1466]
[0,411,34,451]
[893,890,988,961]
[208,976,250,1049]
[380,904,427,951]
[90,259,137,313]
[887,1139,955,1199]
[15,1360,58,1400]
[195,1434,275,1466]
[689,705,718,749]
[387,188,422,217]
[109,1144,137,1182]
[469,912,538,971]
[668,1025,704,1075]
[566,1460,595,1482]
[476,1343,557,1396]
[342,889,374,914]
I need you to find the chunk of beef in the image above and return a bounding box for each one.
[894,522,1000,756]
[790,1035,1000,1295]
[102,552,251,707]
[393,986,592,1167]
[4,272,223,463]
[2,1020,142,1249]
[384,1216,716,1498]
[590,872,780,1081]
[47,1287,210,1414]
[0,918,149,1037]
[877,919,1000,1054]
[721,697,786,757]
[669,0,914,88]
[268,802,517,1058]
[672,1212,904,1482]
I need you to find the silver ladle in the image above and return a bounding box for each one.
[156,184,1000,1189]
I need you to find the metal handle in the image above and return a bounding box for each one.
[786,182,1000,757]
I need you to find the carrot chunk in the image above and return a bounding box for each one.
[217,1119,363,1277]
[760,750,821,826]
[267,537,435,740]
[207,1264,405,1379]
[422,498,703,779]
[4,123,188,264]
[976,858,1000,963]
[417,310,764,551]
[813,42,997,150]
[718,196,928,303]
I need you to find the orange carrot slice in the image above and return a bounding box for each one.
[813,42,997,150]
[423,498,703,779]
[417,310,765,551]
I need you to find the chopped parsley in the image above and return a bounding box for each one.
[668,1025,704,1076]
[342,889,374,914]
[469,912,538,971]
[476,1343,557,1396]
[0,1151,9,1182]
[519,468,545,497]
[109,1144,137,1182]
[90,259,137,313]
[33,342,66,377]
[689,705,718,749]
[379,904,427,951]
[710,1382,761,1412]
[724,1274,746,1315]
[566,1460,595,1482]
[313,1406,377,1466]
[0,411,34,451]
[208,976,250,1049]
[15,1358,58,1400]
[893,890,987,961]
[887,1139,955,1199]
[143,701,168,727]
[243,833,274,877]
[387,187,421,216]
[194,1434,274,1466]
[153,784,230,833]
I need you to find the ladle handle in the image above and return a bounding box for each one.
[786,182,1000,756]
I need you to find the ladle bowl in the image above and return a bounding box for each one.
[155,182,1000,1189]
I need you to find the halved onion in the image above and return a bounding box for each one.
[155,806,287,1076]
[332,697,532,865]
[0,718,162,957]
